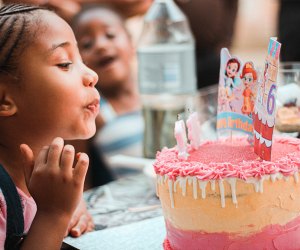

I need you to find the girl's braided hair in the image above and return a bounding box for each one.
[0,4,44,76]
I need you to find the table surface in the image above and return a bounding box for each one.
[65,173,165,249]
[65,216,166,250]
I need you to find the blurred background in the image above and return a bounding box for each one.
[126,0,279,69]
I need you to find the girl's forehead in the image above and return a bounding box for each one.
[78,9,123,27]
[38,13,75,40]
[25,12,77,55]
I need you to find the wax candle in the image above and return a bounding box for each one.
[174,120,189,160]
[186,112,201,150]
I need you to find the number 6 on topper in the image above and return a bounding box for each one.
[267,84,276,115]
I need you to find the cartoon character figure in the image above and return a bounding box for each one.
[224,58,241,100]
[240,62,257,115]
[218,86,229,112]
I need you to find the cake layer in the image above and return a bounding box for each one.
[164,215,300,250]
[158,174,300,234]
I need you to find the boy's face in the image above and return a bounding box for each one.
[14,12,100,141]
[75,9,133,91]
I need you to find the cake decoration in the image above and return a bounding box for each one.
[217,48,257,138]
[253,37,281,160]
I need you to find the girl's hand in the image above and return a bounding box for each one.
[20,137,89,219]
[65,199,94,237]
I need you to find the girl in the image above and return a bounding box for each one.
[72,5,144,160]
[0,4,99,249]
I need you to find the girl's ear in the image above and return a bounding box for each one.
[0,85,17,117]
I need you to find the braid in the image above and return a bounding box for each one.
[0,4,41,16]
[0,4,44,75]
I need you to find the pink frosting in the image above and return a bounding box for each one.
[164,216,300,250]
[154,137,300,180]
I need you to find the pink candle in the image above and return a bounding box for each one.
[186,112,201,150]
[174,120,189,160]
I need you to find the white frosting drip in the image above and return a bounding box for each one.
[227,178,238,206]
[218,180,225,208]
[179,177,187,196]
[245,177,260,192]
[168,179,175,208]
[157,171,300,209]
[294,172,299,183]
[199,181,208,199]
[192,177,198,199]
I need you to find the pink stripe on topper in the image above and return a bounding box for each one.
[275,43,281,59]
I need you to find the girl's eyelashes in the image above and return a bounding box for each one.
[57,62,73,70]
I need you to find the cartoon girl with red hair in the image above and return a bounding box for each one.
[240,62,257,115]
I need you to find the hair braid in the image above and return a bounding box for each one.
[0,4,41,16]
[0,4,43,75]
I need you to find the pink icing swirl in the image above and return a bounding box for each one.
[153,137,300,180]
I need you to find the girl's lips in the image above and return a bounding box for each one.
[96,55,117,70]
[86,100,100,115]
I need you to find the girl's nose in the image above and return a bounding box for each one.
[94,36,109,51]
[83,66,98,87]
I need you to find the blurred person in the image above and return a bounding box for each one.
[2,0,152,22]
[72,5,144,176]
[0,4,98,248]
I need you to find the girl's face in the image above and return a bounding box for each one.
[242,72,254,88]
[75,9,133,91]
[14,12,99,140]
[226,62,238,78]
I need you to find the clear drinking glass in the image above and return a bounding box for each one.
[182,84,219,141]
[275,62,300,134]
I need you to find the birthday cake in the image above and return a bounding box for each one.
[154,136,300,250]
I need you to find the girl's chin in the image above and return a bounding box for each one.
[69,125,97,140]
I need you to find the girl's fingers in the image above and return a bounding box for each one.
[73,153,89,184]
[47,137,64,167]
[69,214,89,237]
[60,144,75,172]
[35,145,50,166]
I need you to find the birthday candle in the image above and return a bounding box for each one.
[174,120,189,160]
[186,112,201,150]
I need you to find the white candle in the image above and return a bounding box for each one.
[174,120,189,160]
[186,112,201,150]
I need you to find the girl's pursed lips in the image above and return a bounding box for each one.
[86,98,100,114]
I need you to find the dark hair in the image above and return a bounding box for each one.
[71,3,127,33]
[225,58,241,78]
[0,4,44,76]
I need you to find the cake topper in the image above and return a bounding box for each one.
[253,37,281,161]
[217,48,258,139]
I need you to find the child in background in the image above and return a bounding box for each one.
[72,5,144,161]
[0,4,99,249]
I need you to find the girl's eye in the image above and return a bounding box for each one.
[106,31,116,39]
[57,62,73,70]
[81,41,93,50]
